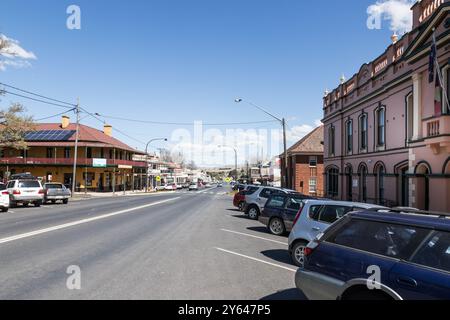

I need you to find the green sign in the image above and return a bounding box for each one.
[93,158,107,168]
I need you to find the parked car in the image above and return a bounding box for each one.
[296,209,450,300]
[164,184,177,191]
[182,183,191,189]
[233,186,259,211]
[0,183,10,212]
[288,200,385,267]
[189,183,199,191]
[156,185,166,191]
[244,186,297,220]
[176,184,183,190]
[259,193,315,235]
[7,178,45,207]
[43,183,71,204]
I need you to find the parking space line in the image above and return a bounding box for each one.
[0,197,180,245]
[215,247,296,272]
[220,229,288,246]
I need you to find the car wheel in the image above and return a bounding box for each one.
[63,199,69,204]
[10,201,17,208]
[291,241,308,268]
[51,200,56,204]
[269,218,286,236]
[247,206,259,220]
[34,201,41,207]
[23,202,29,207]
[1,207,8,213]
[238,202,245,212]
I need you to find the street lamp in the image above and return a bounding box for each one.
[218,145,238,182]
[235,98,289,188]
[145,138,168,192]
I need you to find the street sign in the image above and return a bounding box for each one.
[225,177,232,183]
[93,158,107,168]
[156,176,162,182]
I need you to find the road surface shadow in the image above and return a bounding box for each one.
[260,288,307,300]
[227,208,241,213]
[261,249,297,267]
[230,214,251,220]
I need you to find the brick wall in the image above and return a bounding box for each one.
[292,155,324,196]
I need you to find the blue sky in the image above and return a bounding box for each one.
[0,0,414,166]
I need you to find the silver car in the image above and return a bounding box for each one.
[244,186,297,220]
[288,200,385,267]
[7,179,45,207]
[44,183,71,204]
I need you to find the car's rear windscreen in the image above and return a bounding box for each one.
[18,181,41,188]
[45,184,64,189]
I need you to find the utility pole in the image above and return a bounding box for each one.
[282,118,288,189]
[71,98,80,197]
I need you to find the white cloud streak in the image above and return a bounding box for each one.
[367,0,415,33]
[0,34,36,71]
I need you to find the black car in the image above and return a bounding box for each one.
[259,193,314,236]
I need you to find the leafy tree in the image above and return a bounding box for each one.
[0,103,35,149]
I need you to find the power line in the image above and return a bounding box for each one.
[96,114,279,126]
[1,90,75,110]
[0,82,76,107]
[35,108,76,121]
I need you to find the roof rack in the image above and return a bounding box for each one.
[367,207,450,219]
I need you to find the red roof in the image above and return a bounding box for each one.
[34,123,143,154]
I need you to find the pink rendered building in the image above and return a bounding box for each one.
[322,0,450,212]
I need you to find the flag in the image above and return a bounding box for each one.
[435,70,442,116]
[429,35,436,84]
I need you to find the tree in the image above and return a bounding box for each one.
[186,160,197,170]
[0,103,35,149]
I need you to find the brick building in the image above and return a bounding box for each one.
[280,126,324,196]
[322,0,450,212]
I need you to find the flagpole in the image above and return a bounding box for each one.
[432,30,450,113]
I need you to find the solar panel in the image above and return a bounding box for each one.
[25,130,76,141]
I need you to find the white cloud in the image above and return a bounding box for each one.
[367,0,415,33]
[0,34,36,71]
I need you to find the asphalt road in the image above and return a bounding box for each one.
[0,187,305,300]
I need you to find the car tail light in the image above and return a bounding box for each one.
[303,247,314,257]
[38,189,46,194]
[292,205,305,227]
[12,189,21,195]
[1,191,9,195]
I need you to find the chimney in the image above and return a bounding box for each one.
[391,32,398,44]
[61,116,70,129]
[104,124,112,137]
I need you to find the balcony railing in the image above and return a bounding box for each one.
[0,157,147,168]
[425,116,450,138]
[427,119,440,137]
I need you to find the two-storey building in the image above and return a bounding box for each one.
[323,0,450,212]
[0,116,147,192]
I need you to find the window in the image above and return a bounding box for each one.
[376,107,386,147]
[266,195,286,208]
[326,168,339,197]
[406,93,414,141]
[18,181,41,188]
[359,165,368,202]
[309,178,317,194]
[64,148,70,159]
[376,165,385,204]
[327,220,430,260]
[329,126,335,156]
[309,156,317,167]
[100,148,104,159]
[346,120,353,154]
[83,172,95,187]
[46,148,53,158]
[260,188,273,199]
[309,205,322,221]
[411,231,450,272]
[109,149,113,159]
[360,114,368,150]
[286,197,304,211]
[319,205,353,224]
[86,147,93,159]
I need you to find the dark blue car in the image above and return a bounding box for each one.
[296,209,450,300]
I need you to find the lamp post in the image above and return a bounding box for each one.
[235,98,289,188]
[218,145,238,182]
[145,138,167,192]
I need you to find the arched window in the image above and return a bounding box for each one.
[359,114,368,151]
[358,164,368,202]
[329,125,335,156]
[406,93,414,141]
[376,106,386,147]
[346,120,353,154]
[375,164,386,205]
[326,167,339,198]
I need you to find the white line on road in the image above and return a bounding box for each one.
[215,247,297,273]
[220,229,288,246]
[0,197,180,245]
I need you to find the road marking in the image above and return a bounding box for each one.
[220,229,288,246]
[215,247,296,273]
[0,197,180,245]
